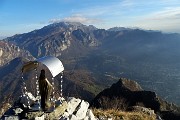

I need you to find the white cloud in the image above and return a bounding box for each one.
[68,1,128,17]
[121,0,134,7]
[159,0,180,5]
[49,14,102,24]
[148,7,180,20]
[133,7,180,33]
[48,1,180,33]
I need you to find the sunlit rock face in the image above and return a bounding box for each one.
[0,41,34,66]
[5,22,99,58]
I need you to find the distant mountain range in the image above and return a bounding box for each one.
[0,22,180,106]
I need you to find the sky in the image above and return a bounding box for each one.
[0,0,180,37]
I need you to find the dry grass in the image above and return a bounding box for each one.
[92,109,156,120]
[0,102,11,117]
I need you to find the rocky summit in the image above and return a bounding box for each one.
[1,92,96,120]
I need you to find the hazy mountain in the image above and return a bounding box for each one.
[0,36,7,40]
[1,22,180,105]
[108,27,133,31]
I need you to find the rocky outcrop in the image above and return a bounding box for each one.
[60,97,96,120]
[91,78,154,110]
[1,93,97,120]
[129,106,155,115]
[91,78,180,120]
[0,41,34,66]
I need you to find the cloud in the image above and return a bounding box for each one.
[67,1,130,17]
[147,7,180,20]
[49,14,102,24]
[133,7,180,33]
[121,0,134,7]
[159,0,180,5]
[47,0,180,33]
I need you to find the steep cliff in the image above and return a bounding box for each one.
[0,41,34,66]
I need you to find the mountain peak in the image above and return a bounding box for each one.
[45,21,86,29]
[108,27,133,31]
[46,21,97,31]
[91,78,180,110]
[112,78,143,91]
[91,78,180,119]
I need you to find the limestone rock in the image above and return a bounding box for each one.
[131,106,155,115]
[61,112,69,119]
[3,115,19,120]
[61,97,97,120]
[27,92,36,101]
[35,114,45,120]
[84,110,96,120]
[47,101,68,119]
[1,97,97,120]
[13,108,23,115]
[75,100,89,119]
[69,114,78,120]
[24,111,44,120]
[66,97,81,115]
[20,92,36,107]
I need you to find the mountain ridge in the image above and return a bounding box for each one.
[1,22,180,105]
[5,22,99,58]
